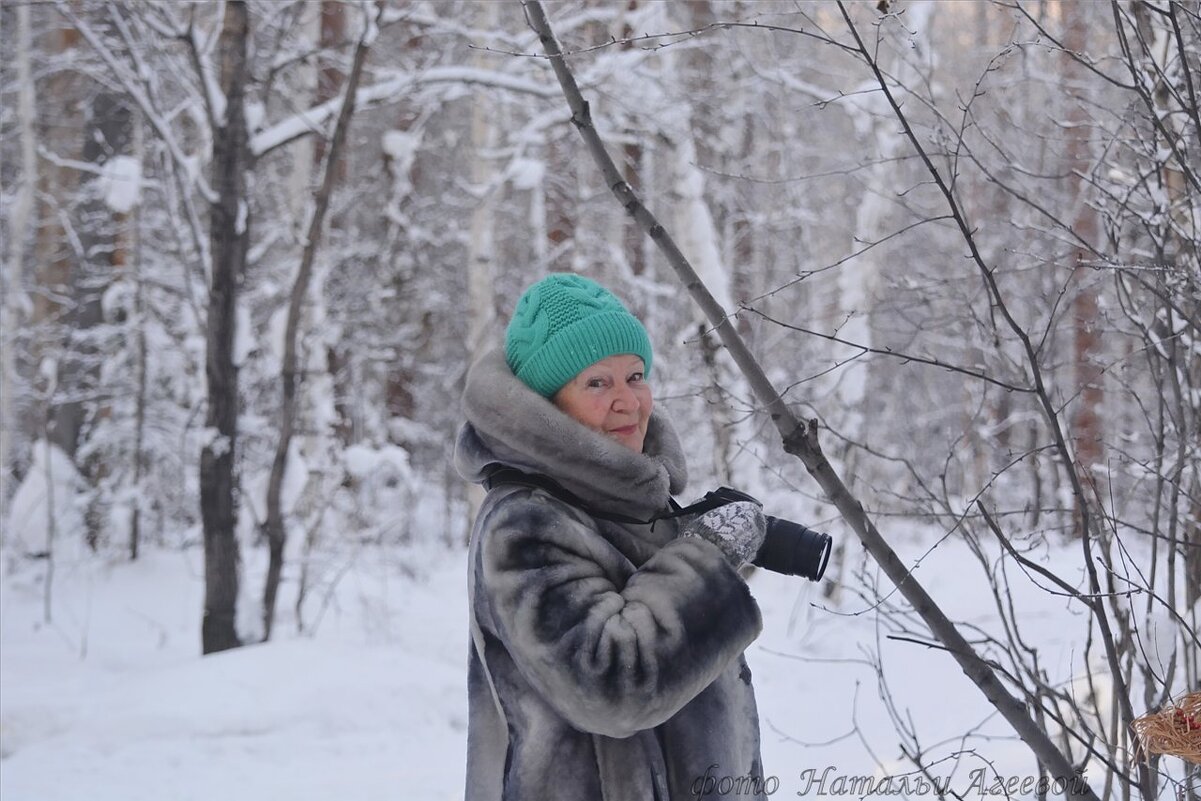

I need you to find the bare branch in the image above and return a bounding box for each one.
[833,5,1161,796]
[747,308,1035,394]
[1110,0,1201,194]
[251,65,559,158]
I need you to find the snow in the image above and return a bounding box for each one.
[675,135,733,313]
[99,155,142,214]
[381,129,422,176]
[343,442,411,483]
[1139,605,1178,676]
[246,101,266,134]
[38,356,58,385]
[362,11,380,49]
[267,305,288,365]
[99,282,125,324]
[506,157,545,191]
[199,426,230,459]
[5,516,1170,799]
[232,301,253,368]
[2,441,88,557]
[192,25,227,129]
[0,546,467,801]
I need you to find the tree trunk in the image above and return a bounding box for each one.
[463,0,501,529]
[33,19,83,457]
[129,116,146,560]
[619,0,645,280]
[1064,5,1103,522]
[1,0,38,512]
[201,0,250,656]
[731,113,755,345]
[262,0,378,641]
[59,93,132,469]
[314,0,346,169]
[75,92,134,550]
[545,135,576,271]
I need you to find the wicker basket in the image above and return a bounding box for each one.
[1132,691,1201,765]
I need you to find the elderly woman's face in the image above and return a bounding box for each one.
[553,354,653,453]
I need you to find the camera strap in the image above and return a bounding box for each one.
[480,464,757,528]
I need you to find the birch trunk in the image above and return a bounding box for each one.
[666,35,758,489]
[1064,6,1104,518]
[201,0,250,656]
[467,0,499,360]
[673,134,746,485]
[464,0,501,526]
[286,3,320,224]
[291,0,338,632]
[1,2,37,513]
[33,19,83,455]
[129,115,146,560]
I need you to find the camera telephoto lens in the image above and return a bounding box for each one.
[754,516,832,581]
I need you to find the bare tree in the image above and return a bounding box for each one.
[261,0,382,642]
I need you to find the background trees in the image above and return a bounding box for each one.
[1,1,1196,797]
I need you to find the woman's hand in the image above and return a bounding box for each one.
[680,501,767,567]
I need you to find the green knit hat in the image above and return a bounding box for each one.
[505,273,653,397]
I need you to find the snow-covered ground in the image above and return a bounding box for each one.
[0,528,1158,799]
[1,544,468,800]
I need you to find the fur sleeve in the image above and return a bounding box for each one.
[476,490,763,739]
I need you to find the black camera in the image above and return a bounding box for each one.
[687,487,832,582]
[756,515,832,581]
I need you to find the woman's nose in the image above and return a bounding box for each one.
[612,383,639,413]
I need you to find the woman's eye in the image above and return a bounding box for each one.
[586,378,606,389]
[629,372,644,383]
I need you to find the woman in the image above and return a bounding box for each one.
[455,273,769,800]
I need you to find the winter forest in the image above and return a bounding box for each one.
[1,0,1198,798]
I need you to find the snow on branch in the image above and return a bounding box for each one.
[252,65,559,157]
[381,4,619,54]
[187,22,228,128]
[58,1,218,205]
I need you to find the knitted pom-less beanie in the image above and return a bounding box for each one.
[505,273,653,398]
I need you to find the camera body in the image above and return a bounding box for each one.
[690,487,832,581]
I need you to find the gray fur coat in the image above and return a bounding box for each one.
[455,348,767,800]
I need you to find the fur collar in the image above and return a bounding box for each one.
[455,348,688,521]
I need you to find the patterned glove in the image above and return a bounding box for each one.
[681,500,767,567]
